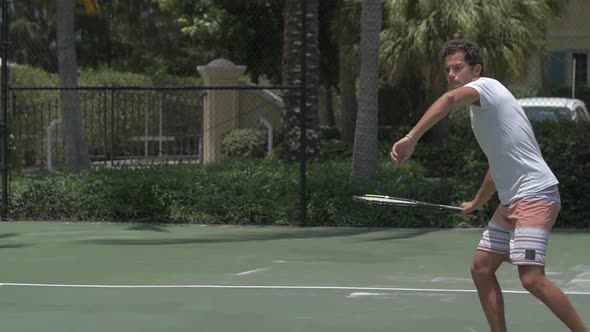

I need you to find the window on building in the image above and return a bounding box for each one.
[549,51,567,85]
[549,51,589,87]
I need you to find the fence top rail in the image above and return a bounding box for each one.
[8,85,299,91]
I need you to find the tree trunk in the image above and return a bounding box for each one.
[351,0,381,180]
[281,0,321,162]
[425,70,450,146]
[57,0,91,172]
[320,84,335,127]
[338,37,357,144]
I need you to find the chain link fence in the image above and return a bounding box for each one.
[1,0,315,222]
[5,0,294,170]
[1,0,589,222]
[5,1,590,168]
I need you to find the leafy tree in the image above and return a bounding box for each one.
[157,0,283,82]
[75,0,197,76]
[10,1,58,72]
[10,0,99,72]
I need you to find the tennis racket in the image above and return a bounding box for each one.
[352,194,463,213]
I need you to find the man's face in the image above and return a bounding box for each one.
[444,51,481,89]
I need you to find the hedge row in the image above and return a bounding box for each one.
[8,115,589,228]
[9,157,486,227]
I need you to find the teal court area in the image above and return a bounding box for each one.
[1,223,589,331]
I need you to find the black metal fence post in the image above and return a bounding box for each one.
[299,0,308,226]
[1,0,10,220]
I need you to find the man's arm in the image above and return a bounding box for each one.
[461,169,496,214]
[407,86,480,142]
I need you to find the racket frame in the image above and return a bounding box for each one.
[352,194,463,213]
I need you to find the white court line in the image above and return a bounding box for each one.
[0,282,589,295]
[235,268,270,276]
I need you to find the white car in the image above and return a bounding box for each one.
[516,97,590,123]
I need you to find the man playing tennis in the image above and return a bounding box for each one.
[390,39,587,331]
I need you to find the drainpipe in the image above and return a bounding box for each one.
[257,116,273,155]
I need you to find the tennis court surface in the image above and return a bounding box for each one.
[1,223,589,331]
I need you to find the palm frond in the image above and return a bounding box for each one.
[379,0,562,82]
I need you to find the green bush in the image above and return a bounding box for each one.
[79,67,153,86]
[532,120,590,227]
[320,139,353,161]
[9,134,587,228]
[221,128,267,159]
[8,158,479,227]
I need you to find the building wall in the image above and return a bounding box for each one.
[545,0,590,87]
[237,86,283,130]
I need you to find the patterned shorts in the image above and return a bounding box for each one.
[477,198,560,266]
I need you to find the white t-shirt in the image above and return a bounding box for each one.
[464,77,558,205]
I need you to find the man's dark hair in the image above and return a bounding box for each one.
[440,39,484,75]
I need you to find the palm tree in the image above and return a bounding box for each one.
[281,0,321,162]
[56,0,91,172]
[350,0,381,180]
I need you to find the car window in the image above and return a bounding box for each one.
[522,106,572,121]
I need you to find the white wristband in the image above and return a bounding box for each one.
[405,134,417,145]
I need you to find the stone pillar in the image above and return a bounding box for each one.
[197,59,246,164]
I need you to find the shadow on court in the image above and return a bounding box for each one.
[125,224,169,232]
[355,228,433,242]
[0,232,19,239]
[0,243,32,249]
[0,233,32,249]
[77,228,433,246]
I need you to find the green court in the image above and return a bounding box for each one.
[1,223,589,331]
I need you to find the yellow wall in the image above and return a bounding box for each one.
[197,59,284,163]
[523,0,590,88]
[547,0,590,51]
[237,88,283,130]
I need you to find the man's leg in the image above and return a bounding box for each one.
[509,196,587,331]
[471,250,508,332]
[519,266,587,332]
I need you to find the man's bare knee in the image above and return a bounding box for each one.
[471,251,504,283]
[471,260,499,283]
[519,266,546,293]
